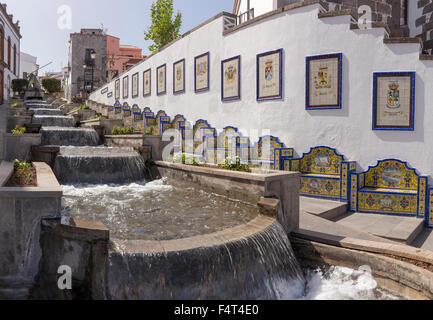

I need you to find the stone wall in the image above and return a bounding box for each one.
[68,32,107,100]
[416,0,433,53]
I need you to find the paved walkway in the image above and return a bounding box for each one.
[298,196,427,247]
[333,212,424,244]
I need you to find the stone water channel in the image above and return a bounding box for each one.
[24,100,404,300]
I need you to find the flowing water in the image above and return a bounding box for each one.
[61,178,260,240]
[35,100,403,300]
[40,127,100,146]
[33,115,75,127]
[301,266,401,300]
[29,108,64,116]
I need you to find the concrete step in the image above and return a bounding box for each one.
[300,196,348,220]
[334,212,425,245]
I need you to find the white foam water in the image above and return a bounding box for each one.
[300,266,402,300]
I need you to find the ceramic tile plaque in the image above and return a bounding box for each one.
[173,59,185,94]
[306,53,342,109]
[157,64,166,96]
[221,55,240,101]
[373,72,415,131]
[115,79,120,99]
[143,69,151,97]
[132,72,139,98]
[122,75,129,99]
[195,52,209,93]
[257,49,282,101]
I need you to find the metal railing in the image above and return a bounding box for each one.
[237,8,254,25]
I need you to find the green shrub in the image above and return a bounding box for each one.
[41,78,62,93]
[11,125,26,135]
[11,102,23,108]
[144,127,155,136]
[86,115,102,121]
[12,79,29,93]
[220,157,250,173]
[111,126,136,135]
[13,159,33,181]
[172,153,200,166]
[13,159,31,171]
[80,104,91,110]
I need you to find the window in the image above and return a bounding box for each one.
[7,37,11,69]
[13,44,16,75]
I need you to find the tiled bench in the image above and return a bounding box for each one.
[350,159,427,219]
[286,146,356,202]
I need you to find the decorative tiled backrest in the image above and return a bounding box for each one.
[250,136,284,162]
[143,107,156,126]
[122,103,132,127]
[299,147,344,175]
[156,110,171,134]
[132,105,144,132]
[114,101,123,120]
[364,159,419,190]
[217,127,240,154]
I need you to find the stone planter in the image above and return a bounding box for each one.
[105,134,144,149]
[81,118,123,136]
[3,133,42,161]
[7,116,33,132]
[152,161,301,234]
[0,162,62,299]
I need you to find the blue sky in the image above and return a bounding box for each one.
[5,0,234,73]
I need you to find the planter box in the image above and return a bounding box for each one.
[0,162,62,298]
[81,118,123,136]
[152,161,301,234]
[3,133,42,161]
[7,116,33,132]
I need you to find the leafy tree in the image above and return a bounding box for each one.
[41,78,62,93]
[12,79,29,93]
[144,0,182,53]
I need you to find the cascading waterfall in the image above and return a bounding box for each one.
[33,115,75,128]
[107,221,306,300]
[30,108,65,116]
[54,147,147,184]
[40,127,100,146]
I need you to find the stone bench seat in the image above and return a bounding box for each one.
[301,173,340,179]
[359,187,417,195]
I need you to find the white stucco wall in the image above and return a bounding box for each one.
[90,4,433,179]
[20,52,38,78]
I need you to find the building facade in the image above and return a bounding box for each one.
[20,52,38,79]
[107,36,144,82]
[0,3,21,104]
[66,29,144,101]
[66,29,107,101]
